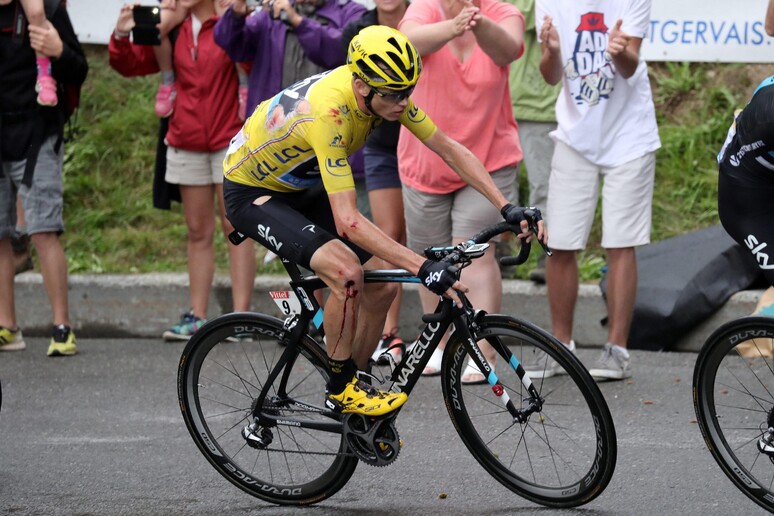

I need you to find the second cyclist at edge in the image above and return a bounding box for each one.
[222,24,546,417]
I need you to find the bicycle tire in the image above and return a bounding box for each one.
[178,312,358,505]
[693,316,774,513]
[441,315,617,508]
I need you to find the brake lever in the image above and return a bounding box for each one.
[526,213,552,257]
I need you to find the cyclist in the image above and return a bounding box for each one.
[717,74,774,287]
[223,25,545,417]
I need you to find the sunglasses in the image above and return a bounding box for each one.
[372,86,415,102]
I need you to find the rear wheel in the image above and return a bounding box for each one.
[693,316,774,513]
[178,312,357,505]
[442,315,617,508]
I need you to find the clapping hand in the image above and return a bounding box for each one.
[539,15,560,54]
[451,0,481,36]
[606,19,631,58]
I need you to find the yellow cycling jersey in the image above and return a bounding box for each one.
[223,66,437,194]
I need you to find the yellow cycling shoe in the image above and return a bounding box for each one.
[326,377,407,417]
[47,324,77,357]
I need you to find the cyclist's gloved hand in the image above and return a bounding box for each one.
[418,259,458,296]
[500,203,526,225]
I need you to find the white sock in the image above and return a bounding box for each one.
[608,343,629,359]
[561,339,576,352]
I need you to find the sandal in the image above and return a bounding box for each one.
[422,347,443,376]
[461,360,492,385]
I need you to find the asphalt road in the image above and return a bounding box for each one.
[0,339,765,515]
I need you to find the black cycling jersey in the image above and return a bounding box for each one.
[717,75,774,285]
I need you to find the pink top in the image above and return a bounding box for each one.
[397,0,524,194]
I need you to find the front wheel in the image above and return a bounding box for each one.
[441,315,617,508]
[693,316,774,513]
[177,312,358,505]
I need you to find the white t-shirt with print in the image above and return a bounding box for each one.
[536,0,661,167]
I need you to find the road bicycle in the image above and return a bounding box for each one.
[177,216,617,508]
[694,316,774,513]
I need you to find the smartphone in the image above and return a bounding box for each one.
[132,5,161,46]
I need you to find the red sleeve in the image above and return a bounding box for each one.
[108,34,160,77]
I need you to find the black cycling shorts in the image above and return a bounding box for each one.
[718,164,774,286]
[223,179,371,269]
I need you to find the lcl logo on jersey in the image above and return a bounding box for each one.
[407,105,426,123]
[325,157,349,176]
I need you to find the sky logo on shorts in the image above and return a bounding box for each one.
[567,12,615,106]
[257,224,283,252]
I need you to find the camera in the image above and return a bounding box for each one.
[266,0,290,22]
[132,5,161,46]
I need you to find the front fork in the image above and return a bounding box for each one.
[457,313,543,423]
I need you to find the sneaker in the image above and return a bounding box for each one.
[155,83,177,118]
[162,310,206,341]
[326,376,408,416]
[370,333,404,365]
[0,326,26,351]
[36,75,58,106]
[238,85,248,121]
[523,340,575,379]
[588,343,631,381]
[47,324,77,356]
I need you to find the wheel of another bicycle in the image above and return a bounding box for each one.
[693,316,774,513]
[441,315,617,508]
[177,312,357,505]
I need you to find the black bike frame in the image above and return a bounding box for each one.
[252,244,543,431]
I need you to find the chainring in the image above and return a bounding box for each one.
[343,413,401,467]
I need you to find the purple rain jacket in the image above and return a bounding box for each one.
[214,1,366,114]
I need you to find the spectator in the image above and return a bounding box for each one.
[0,0,87,355]
[534,0,660,381]
[214,0,366,118]
[399,0,524,382]
[767,0,774,36]
[500,0,559,283]
[109,1,256,341]
[341,0,410,366]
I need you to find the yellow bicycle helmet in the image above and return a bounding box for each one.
[347,26,422,91]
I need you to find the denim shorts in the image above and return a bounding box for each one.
[0,135,65,238]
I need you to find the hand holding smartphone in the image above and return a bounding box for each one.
[132,5,162,46]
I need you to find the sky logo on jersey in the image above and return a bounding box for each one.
[325,157,350,176]
[567,12,615,106]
